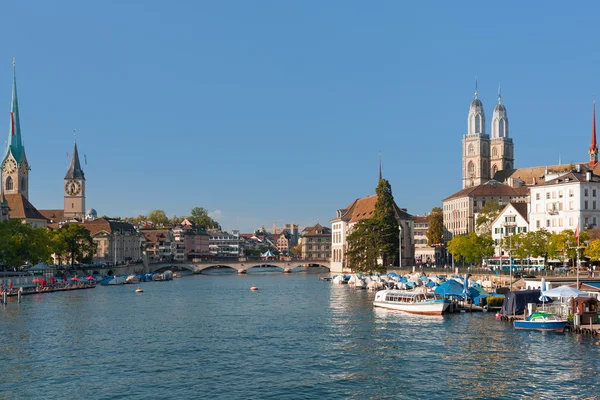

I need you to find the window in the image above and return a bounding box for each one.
[492,147,498,157]
[536,193,540,200]
[585,188,589,197]
[559,191,563,198]
[523,227,527,233]
[468,161,475,177]
[546,220,550,227]
[594,201,597,210]
[570,189,574,197]
[536,220,541,228]
[473,200,477,207]
[569,201,574,210]
[468,144,475,155]
[594,189,597,197]
[5,176,12,191]
[585,200,589,210]
[546,193,550,200]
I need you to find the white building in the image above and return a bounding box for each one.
[490,203,529,257]
[209,230,241,257]
[529,168,600,234]
[330,193,414,273]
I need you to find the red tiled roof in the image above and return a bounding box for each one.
[38,209,65,222]
[4,194,47,221]
[443,181,529,201]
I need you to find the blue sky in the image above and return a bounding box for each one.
[2,1,599,232]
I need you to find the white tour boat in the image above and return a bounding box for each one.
[373,289,451,315]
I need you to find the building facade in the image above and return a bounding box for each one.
[413,215,442,266]
[528,169,600,235]
[300,223,331,260]
[330,191,415,273]
[443,181,529,241]
[490,203,529,257]
[462,87,513,189]
[84,218,144,265]
[209,230,242,257]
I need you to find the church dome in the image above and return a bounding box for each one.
[85,208,97,221]
[494,102,506,113]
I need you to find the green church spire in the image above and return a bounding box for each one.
[3,58,25,163]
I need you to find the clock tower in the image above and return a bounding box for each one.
[2,60,29,199]
[63,142,85,219]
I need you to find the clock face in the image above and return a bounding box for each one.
[65,180,81,196]
[2,159,17,174]
[19,161,28,175]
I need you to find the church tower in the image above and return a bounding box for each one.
[462,83,490,188]
[1,60,30,199]
[63,141,85,219]
[590,100,598,167]
[490,87,514,177]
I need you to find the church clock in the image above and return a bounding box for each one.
[2,159,17,174]
[65,180,82,196]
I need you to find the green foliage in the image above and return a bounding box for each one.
[585,239,600,261]
[0,220,52,268]
[51,223,95,270]
[147,209,169,226]
[373,179,400,266]
[426,207,444,246]
[547,229,585,262]
[448,232,494,264]
[188,207,221,229]
[345,179,400,273]
[475,201,502,235]
[290,243,302,257]
[346,219,383,273]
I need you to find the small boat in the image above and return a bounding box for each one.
[373,289,451,315]
[513,312,567,332]
[250,285,258,291]
[135,287,143,293]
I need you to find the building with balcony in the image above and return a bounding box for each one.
[209,230,242,257]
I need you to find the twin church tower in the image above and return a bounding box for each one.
[462,85,514,189]
[1,61,86,222]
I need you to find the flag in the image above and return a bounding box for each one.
[575,225,579,242]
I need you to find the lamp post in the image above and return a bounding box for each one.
[399,225,403,269]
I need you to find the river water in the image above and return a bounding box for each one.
[1,273,600,399]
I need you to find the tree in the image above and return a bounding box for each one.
[170,215,184,225]
[147,209,169,226]
[346,219,382,273]
[475,201,502,236]
[373,179,399,266]
[448,232,493,265]
[290,243,302,258]
[585,239,600,261]
[188,207,221,229]
[426,207,444,246]
[0,220,53,268]
[51,224,95,271]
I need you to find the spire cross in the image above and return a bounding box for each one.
[74,129,77,143]
[474,77,478,98]
[498,82,502,103]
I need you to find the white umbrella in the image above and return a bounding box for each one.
[542,285,587,298]
[539,278,550,309]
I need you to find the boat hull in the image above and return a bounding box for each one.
[513,321,567,332]
[373,300,450,315]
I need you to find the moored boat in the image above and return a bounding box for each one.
[513,312,567,332]
[373,289,451,315]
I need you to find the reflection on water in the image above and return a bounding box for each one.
[1,275,600,399]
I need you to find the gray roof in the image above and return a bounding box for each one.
[65,143,85,180]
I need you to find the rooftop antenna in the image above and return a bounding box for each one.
[475,77,478,98]
[559,152,562,165]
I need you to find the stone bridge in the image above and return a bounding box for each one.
[150,259,330,274]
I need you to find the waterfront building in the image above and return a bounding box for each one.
[463,85,513,189]
[442,181,528,240]
[274,231,292,255]
[172,222,210,261]
[1,61,46,227]
[299,223,331,260]
[528,168,600,234]
[82,218,143,264]
[141,229,173,262]
[209,230,242,257]
[330,187,415,273]
[413,215,442,266]
[490,202,529,257]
